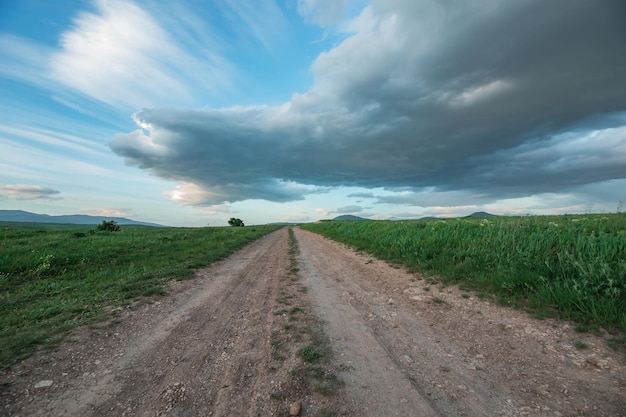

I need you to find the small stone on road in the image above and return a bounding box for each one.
[289,400,302,416]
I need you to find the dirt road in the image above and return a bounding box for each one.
[2,227,625,416]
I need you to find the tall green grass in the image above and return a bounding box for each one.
[302,215,626,335]
[0,224,281,369]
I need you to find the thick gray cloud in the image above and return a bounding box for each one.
[110,0,626,206]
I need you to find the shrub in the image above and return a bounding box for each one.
[228,218,245,227]
[96,220,121,232]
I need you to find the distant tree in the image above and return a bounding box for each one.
[97,220,121,232]
[228,218,245,227]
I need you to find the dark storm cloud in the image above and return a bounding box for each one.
[110,0,626,206]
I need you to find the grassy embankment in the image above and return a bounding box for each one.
[0,223,281,369]
[302,214,626,345]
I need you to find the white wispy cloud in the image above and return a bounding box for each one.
[219,0,292,53]
[0,184,62,200]
[315,207,331,217]
[0,134,163,185]
[0,34,53,88]
[48,0,234,109]
[0,0,243,113]
[297,0,359,27]
[80,207,132,217]
[0,125,110,157]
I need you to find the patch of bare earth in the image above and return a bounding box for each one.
[2,227,625,417]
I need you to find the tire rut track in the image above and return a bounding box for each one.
[330,273,508,415]
[294,227,441,416]
[209,228,291,417]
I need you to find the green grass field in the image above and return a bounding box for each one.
[302,214,626,343]
[0,223,281,369]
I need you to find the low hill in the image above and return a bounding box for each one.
[0,210,163,227]
[333,215,368,221]
[467,211,497,217]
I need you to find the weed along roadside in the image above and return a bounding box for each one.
[0,223,281,370]
[268,227,346,415]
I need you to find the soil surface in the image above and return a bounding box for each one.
[2,227,625,416]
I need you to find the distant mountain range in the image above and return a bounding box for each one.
[0,210,163,227]
[331,212,497,222]
[420,212,497,220]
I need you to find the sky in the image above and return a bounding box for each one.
[1,0,625,227]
